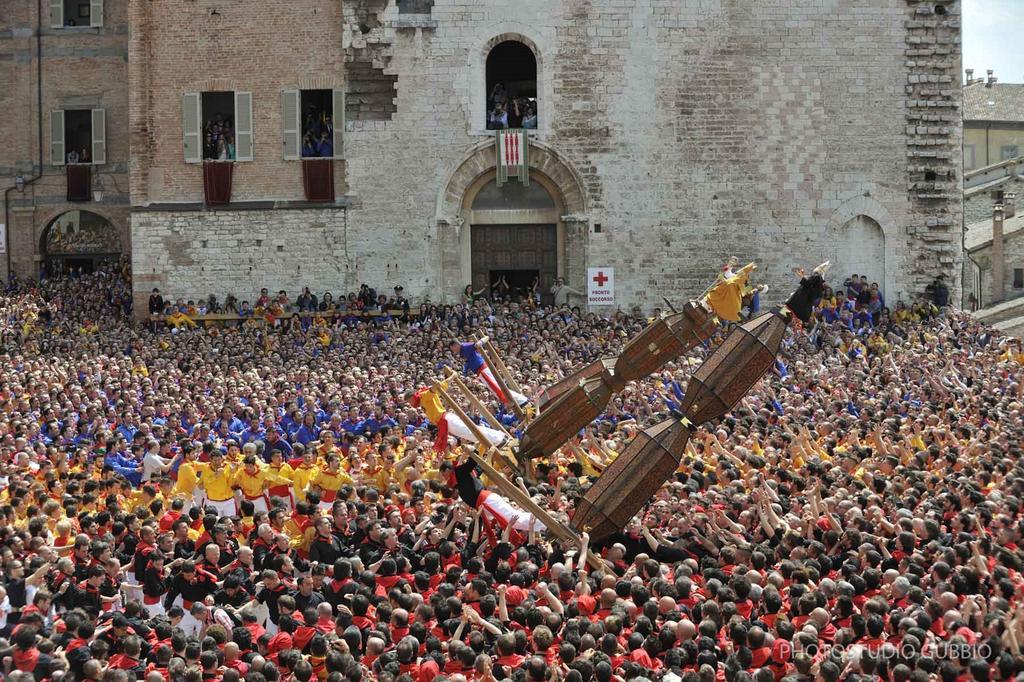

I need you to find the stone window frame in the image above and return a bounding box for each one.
[471,33,548,138]
[1002,145,1021,162]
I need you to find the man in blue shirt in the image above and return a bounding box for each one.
[292,413,320,446]
[104,450,142,486]
[340,408,364,435]
[449,335,528,408]
[316,132,333,158]
[263,427,293,460]
[214,407,244,436]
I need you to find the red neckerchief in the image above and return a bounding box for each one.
[352,615,375,629]
[291,510,312,532]
[108,653,141,670]
[66,638,88,653]
[293,625,317,651]
[13,648,40,672]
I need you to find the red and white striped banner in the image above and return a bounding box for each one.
[495,129,529,187]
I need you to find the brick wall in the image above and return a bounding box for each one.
[127,0,346,205]
[0,0,131,279]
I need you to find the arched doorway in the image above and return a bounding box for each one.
[836,215,886,295]
[437,139,588,302]
[41,210,121,277]
[485,40,537,130]
[464,172,562,305]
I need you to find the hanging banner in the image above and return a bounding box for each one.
[587,267,614,305]
[0,224,5,254]
[495,129,529,187]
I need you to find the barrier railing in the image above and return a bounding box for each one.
[152,308,410,325]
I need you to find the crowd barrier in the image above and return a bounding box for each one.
[152,308,410,326]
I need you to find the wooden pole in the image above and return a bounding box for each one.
[471,336,526,422]
[662,297,679,314]
[444,369,514,440]
[484,339,525,396]
[464,447,605,572]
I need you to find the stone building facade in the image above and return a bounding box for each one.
[3,0,965,313]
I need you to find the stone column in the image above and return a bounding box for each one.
[992,203,1005,305]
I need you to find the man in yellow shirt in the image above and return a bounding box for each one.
[291,448,320,504]
[704,262,758,323]
[175,445,202,510]
[197,451,236,517]
[308,454,353,510]
[265,449,296,509]
[232,452,293,514]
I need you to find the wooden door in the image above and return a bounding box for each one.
[471,224,557,303]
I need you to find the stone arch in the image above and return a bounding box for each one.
[468,27,552,135]
[40,209,122,276]
[435,140,589,299]
[827,195,897,299]
[836,216,886,296]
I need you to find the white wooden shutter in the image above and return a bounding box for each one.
[182,92,201,164]
[91,108,106,165]
[50,110,65,166]
[90,0,104,27]
[49,0,63,28]
[332,88,345,158]
[281,89,300,160]
[234,91,253,161]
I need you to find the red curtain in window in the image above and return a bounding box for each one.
[203,161,234,205]
[302,159,335,203]
[66,165,91,202]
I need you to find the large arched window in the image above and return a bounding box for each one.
[485,41,537,130]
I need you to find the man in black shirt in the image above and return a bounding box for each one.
[213,575,250,610]
[255,569,289,632]
[292,575,325,614]
[163,560,218,610]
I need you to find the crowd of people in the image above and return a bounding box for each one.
[146,284,412,329]
[204,113,237,162]
[301,106,335,159]
[0,262,1022,682]
[487,85,537,130]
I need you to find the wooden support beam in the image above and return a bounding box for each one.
[465,447,605,572]
[484,339,525,396]
[444,369,514,440]
[474,336,527,422]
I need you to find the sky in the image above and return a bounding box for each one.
[962,0,1024,84]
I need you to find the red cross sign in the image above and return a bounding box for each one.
[587,267,615,305]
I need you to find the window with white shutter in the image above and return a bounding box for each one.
[282,90,300,161]
[91,109,106,165]
[90,0,103,27]
[50,110,65,166]
[50,0,63,28]
[55,109,95,164]
[234,91,253,162]
[182,93,201,164]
